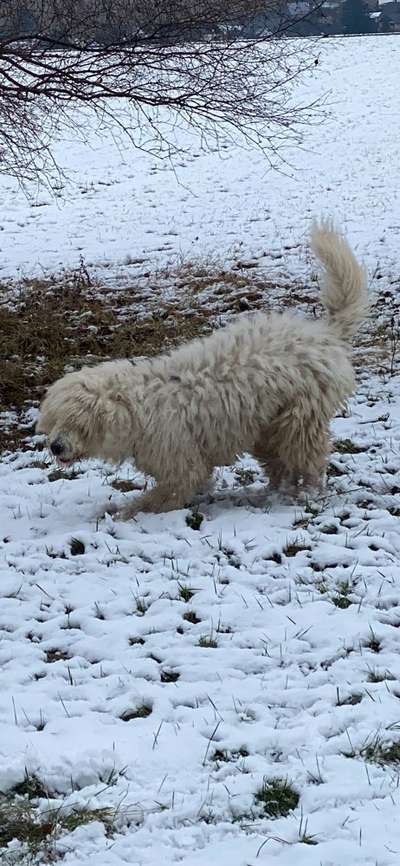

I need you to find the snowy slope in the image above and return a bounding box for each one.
[1,35,400,286]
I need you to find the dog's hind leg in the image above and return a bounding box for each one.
[254,405,330,495]
[274,405,329,494]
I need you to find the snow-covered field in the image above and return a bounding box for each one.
[1,35,400,286]
[1,33,400,866]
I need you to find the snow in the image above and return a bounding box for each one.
[1,32,400,866]
[1,35,400,287]
[2,378,400,864]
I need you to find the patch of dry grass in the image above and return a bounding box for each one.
[0,265,211,451]
[0,275,208,405]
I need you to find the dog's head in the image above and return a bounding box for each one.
[36,362,134,466]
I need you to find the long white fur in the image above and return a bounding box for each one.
[37,222,368,518]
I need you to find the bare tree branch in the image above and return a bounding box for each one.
[0,0,325,185]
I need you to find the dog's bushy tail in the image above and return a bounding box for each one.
[311,220,368,342]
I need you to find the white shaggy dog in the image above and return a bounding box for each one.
[37,222,367,519]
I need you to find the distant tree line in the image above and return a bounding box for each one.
[1,0,395,43]
[0,0,300,43]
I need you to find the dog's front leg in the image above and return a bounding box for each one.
[117,462,211,519]
[117,485,188,519]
